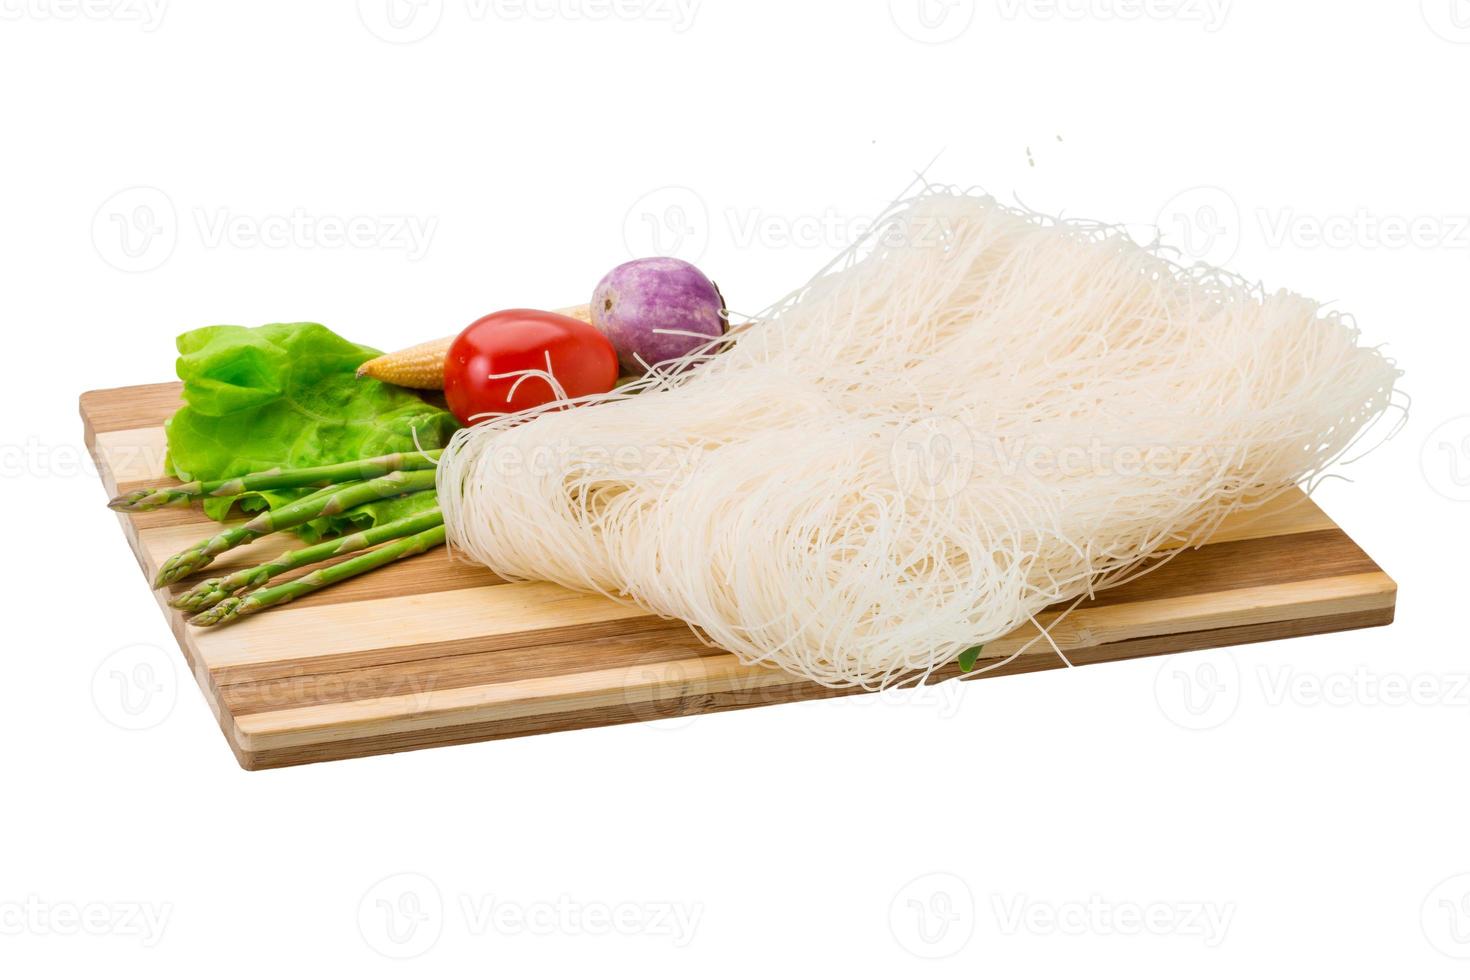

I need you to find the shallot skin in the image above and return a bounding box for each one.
[591,257,727,374]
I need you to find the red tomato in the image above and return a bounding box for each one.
[443,309,619,425]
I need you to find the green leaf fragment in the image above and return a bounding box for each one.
[957,645,985,673]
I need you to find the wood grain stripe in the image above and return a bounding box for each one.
[80,383,182,436]
[216,621,709,716]
[1063,528,1377,609]
[191,580,663,682]
[94,427,171,486]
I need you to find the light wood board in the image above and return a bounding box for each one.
[82,383,1398,769]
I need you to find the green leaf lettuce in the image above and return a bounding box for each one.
[164,322,458,539]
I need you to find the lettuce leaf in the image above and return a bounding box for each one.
[164,322,457,540]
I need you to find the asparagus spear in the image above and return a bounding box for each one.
[152,469,438,587]
[110,450,442,512]
[170,508,445,614]
[190,525,448,627]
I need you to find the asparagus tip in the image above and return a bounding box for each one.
[170,579,223,612]
[190,596,245,628]
[107,490,148,511]
[154,551,211,588]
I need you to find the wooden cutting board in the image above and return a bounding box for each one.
[82,383,1397,770]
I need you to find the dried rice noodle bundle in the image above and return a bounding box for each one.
[438,190,1400,689]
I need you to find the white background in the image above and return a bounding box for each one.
[2,1,1467,975]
